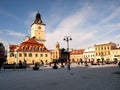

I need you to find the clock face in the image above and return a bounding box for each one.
[38,26,41,29]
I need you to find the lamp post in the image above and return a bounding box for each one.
[101,52,104,65]
[63,36,72,59]
[63,36,72,52]
[63,36,72,70]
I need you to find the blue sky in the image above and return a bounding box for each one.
[0,0,120,50]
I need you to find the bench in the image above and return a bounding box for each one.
[33,66,39,70]
[3,64,15,69]
[3,64,26,70]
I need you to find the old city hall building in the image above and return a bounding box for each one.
[7,12,52,64]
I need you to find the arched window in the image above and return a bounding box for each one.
[42,47,45,51]
[96,53,98,56]
[28,46,29,50]
[39,47,41,51]
[10,53,14,57]
[34,47,36,51]
[104,47,106,50]
[45,60,48,64]
[24,46,27,51]
[22,46,25,51]
[30,46,32,51]
[32,46,34,51]
[32,46,35,51]
[37,47,39,51]
[35,47,38,51]
[26,46,29,51]
[40,54,43,57]
[40,48,42,51]
[108,51,110,55]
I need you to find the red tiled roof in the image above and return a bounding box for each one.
[21,38,40,45]
[9,44,19,52]
[70,49,84,55]
[9,38,49,52]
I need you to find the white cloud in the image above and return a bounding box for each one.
[99,7,120,24]
[45,4,120,50]
[45,6,94,49]
[0,30,25,49]
[7,30,25,37]
[24,11,37,26]
[24,11,38,34]
[2,2,118,50]
[0,31,3,34]
[1,1,120,51]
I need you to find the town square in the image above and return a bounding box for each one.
[0,0,120,90]
[0,64,120,90]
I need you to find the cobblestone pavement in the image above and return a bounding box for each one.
[0,64,120,90]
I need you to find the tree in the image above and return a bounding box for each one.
[0,43,6,69]
[0,57,6,69]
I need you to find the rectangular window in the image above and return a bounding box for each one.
[104,47,106,50]
[40,54,43,57]
[19,53,22,57]
[45,54,48,57]
[96,53,97,55]
[96,48,97,50]
[15,54,16,58]
[10,53,14,57]
[24,53,27,57]
[29,53,32,57]
[35,54,38,57]
[101,47,103,50]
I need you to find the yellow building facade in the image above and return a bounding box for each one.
[94,42,117,62]
[7,37,51,64]
[70,49,84,62]
[111,48,120,62]
[50,42,61,61]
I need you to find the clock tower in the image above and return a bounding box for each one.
[31,12,46,44]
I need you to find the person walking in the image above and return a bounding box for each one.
[67,59,71,70]
[118,61,120,67]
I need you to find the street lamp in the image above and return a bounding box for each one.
[63,36,72,70]
[63,36,72,59]
[101,52,104,65]
[63,36,72,52]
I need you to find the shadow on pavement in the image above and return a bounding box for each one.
[112,71,120,74]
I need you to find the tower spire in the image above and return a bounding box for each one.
[33,11,45,25]
[36,11,41,20]
[31,11,46,44]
